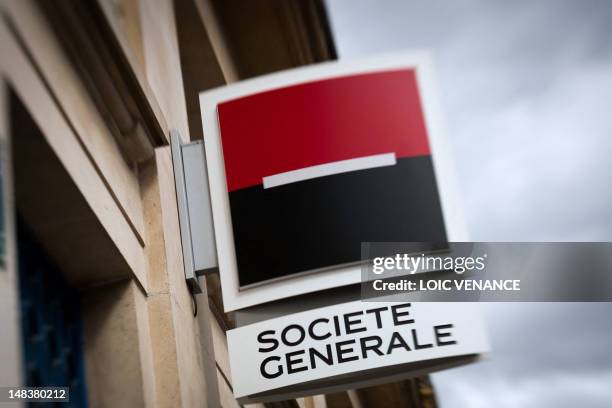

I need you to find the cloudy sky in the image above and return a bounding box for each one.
[325,0,612,406]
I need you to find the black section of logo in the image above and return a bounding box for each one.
[229,156,447,286]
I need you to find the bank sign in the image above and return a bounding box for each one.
[199,54,486,402]
[200,53,467,312]
[228,301,489,401]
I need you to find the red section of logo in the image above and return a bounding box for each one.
[216,69,431,192]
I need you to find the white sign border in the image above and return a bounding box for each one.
[199,52,468,312]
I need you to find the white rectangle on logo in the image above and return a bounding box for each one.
[263,152,397,189]
[227,301,489,399]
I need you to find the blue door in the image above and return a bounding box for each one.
[17,220,88,407]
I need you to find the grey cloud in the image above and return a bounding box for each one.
[326,0,612,241]
[326,1,612,406]
[434,368,612,408]
[432,303,612,407]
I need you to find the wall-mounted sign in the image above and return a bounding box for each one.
[200,54,467,311]
[228,301,489,403]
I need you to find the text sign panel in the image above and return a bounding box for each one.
[228,301,489,398]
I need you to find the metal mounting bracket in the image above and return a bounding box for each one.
[170,130,218,294]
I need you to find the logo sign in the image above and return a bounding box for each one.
[200,54,467,311]
[228,301,489,401]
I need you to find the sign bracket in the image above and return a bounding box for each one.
[170,130,218,294]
